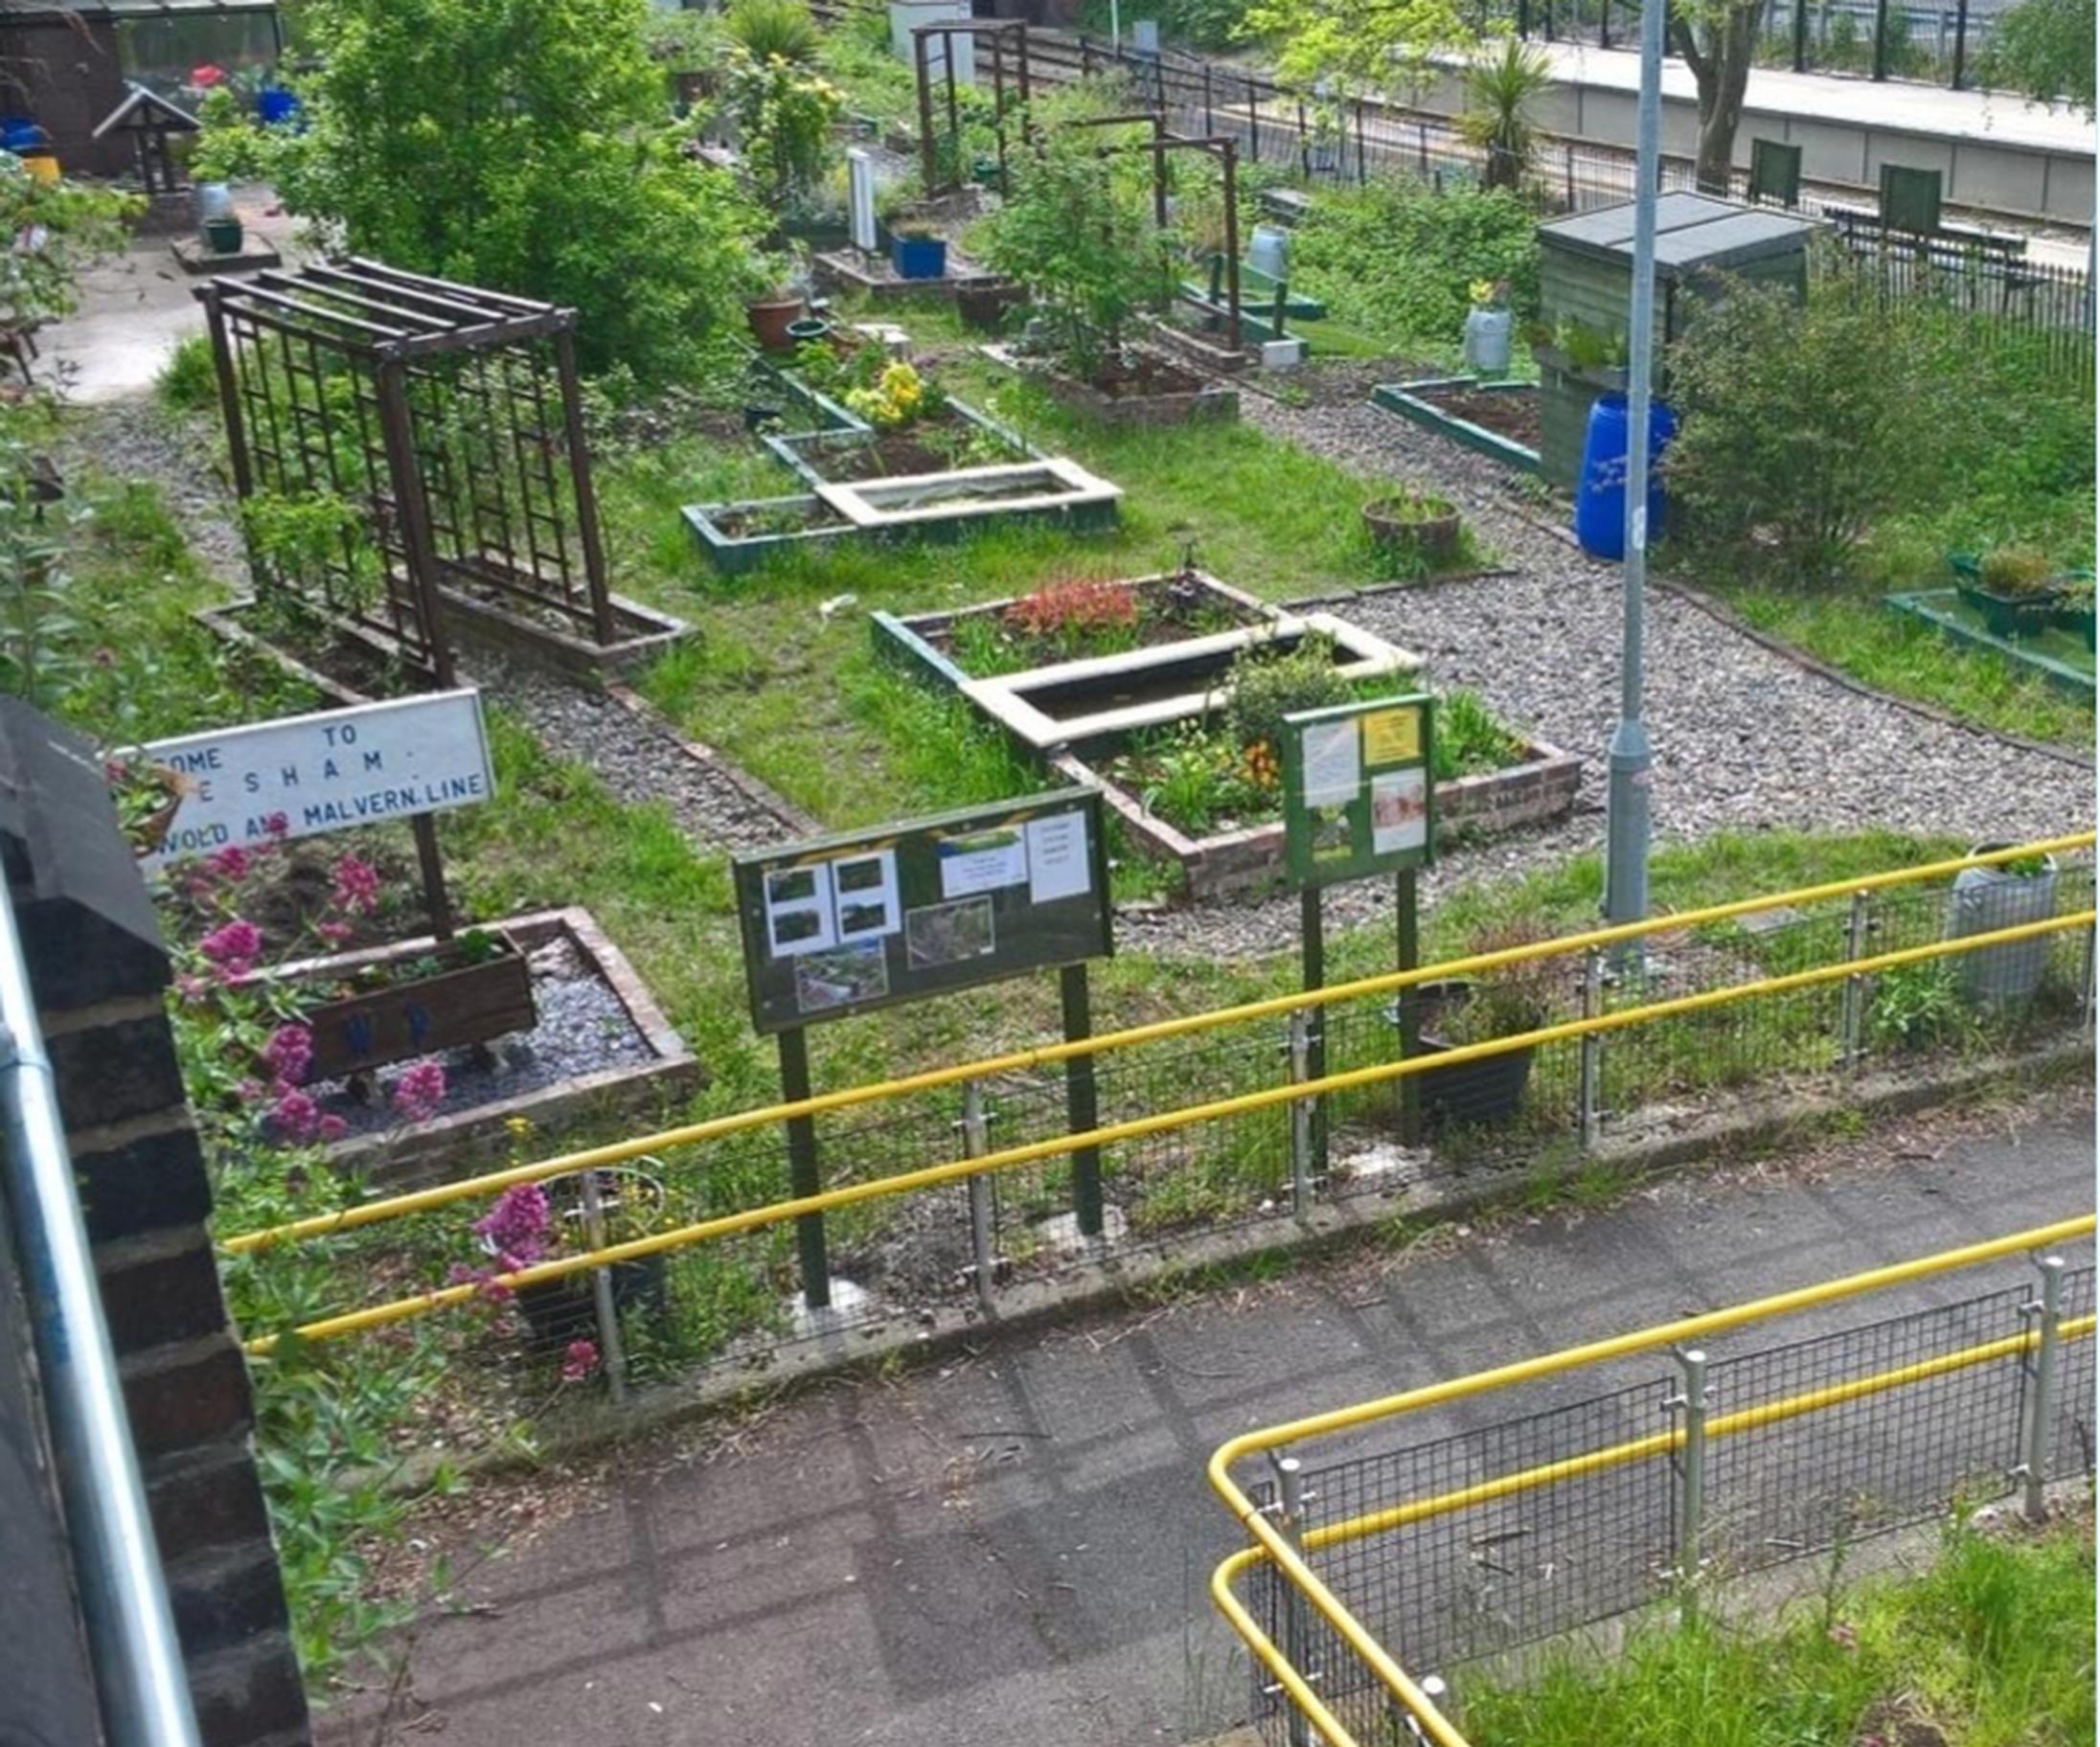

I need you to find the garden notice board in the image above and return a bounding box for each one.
[733,788,1113,1032]
[1282,692,1437,889]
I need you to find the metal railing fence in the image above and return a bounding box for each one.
[1210,1219,2097,1747]
[209,839,2095,1429]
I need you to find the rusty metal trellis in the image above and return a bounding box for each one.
[196,258,616,688]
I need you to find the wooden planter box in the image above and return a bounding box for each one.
[299,932,537,1080]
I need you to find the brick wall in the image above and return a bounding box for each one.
[3,701,308,1747]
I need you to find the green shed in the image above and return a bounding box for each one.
[1532,193,1821,491]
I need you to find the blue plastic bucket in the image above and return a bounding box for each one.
[256,87,302,126]
[890,235,947,281]
[1574,391,1677,562]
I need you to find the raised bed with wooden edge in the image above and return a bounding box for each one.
[1059,737,1583,902]
[276,907,703,1183]
[295,929,537,1081]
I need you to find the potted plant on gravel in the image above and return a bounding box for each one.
[1404,919,1561,1128]
[1362,491,1464,569]
[1953,545,2064,639]
[1949,844,2060,1009]
[743,248,808,351]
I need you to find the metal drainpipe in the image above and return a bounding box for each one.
[0,882,203,1747]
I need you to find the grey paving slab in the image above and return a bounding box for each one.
[338,1103,2093,1747]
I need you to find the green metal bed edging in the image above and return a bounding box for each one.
[1885,590,2096,699]
[1370,379,1541,474]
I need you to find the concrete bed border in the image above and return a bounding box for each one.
[397,1035,2093,1487]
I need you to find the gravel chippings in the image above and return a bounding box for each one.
[475,652,800,855]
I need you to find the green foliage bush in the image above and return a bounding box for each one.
[1663,266,1963,585]
[1287,174,1541,354]
[266,0,766,386]
[155,335,219,414]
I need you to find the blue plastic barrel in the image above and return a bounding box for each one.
[1574,392,1677,562]
[0,118,48,154]
[256,87,301,126]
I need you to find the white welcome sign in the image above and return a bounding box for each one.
[138,689,495,870]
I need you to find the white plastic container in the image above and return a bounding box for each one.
[1247,223,1290,282]
[1463,306,1513,377]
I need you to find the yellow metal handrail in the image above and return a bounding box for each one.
[237,905,2092,1353]
[1207,1214,2098,1747]
[222,832,2095,1255]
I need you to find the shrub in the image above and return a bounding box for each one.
[982,96,1176,381]
[1977,544,2057,595]
[1005,576,1141,651]
[156,335,219,414]
[1221,631,1351,755]
[722,36,845,211]
[267,0,766,386]
[1662,265,1960,585]
[1288,174,1540,352]
[724,0,822,63]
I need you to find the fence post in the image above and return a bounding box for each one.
[1578,947,1605,1148]
[1248,82,1260,164]
[1950,0,1969,86]
[1355,99,1367,187]
[1871,0,1891,78]
[1419,121,1429,177]
[1838,889,1872,1071]
[959,1078,999,1310]
[2020,1257,2065,1523]
[1203,61,1214,136]
[1398,1674,1451,1744]
[2079,919,2094,1040]
[1672,1349,1709,1601]
[578,1168,628,1403]
[1288,1010,1313,1214]
[1793,0,1811,70]
[1269,1451,1315,1747]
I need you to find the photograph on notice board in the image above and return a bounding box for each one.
[765,862,836,957]
[830,848,902,941]
[905,895,996,967]
[793,940,891,1014]
[1309,803,1355,862]
[1370,767,1428,855]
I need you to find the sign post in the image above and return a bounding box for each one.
[139,689,494,940]
[733,790,1115,1306]
[1281,693,1437,1165]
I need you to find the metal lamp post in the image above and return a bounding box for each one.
[1603,0,1666,963]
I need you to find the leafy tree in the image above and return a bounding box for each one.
[1671,0,1769,193]
[1979,0,2096,114]
[1243,0,1471,102]
[981,104,1177,381]
[257,0,765,384]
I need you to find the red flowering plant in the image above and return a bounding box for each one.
[1001,575,1143,663]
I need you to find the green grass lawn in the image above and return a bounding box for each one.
[1469,1513,2095,1747]
[1717,582,2095,750]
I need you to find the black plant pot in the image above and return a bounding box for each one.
[1414,1035,1537,1129]
[516,1256,670,1349]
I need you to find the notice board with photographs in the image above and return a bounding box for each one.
[732,789,1114,1032]
[1282,693,1437,889]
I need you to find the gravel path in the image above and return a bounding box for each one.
[76,381,2093,968]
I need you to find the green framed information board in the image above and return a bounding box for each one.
[1281,692,1437,889]
[733,788,1114,1033]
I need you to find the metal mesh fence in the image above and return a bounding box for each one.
[1238,1261,2096,1746]
[232,853,2093,1441]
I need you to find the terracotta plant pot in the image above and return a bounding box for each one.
[746,294,806,352]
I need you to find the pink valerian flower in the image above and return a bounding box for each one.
[235,1078,268,1107]
[445,1262,516,1305]
[199,919,262,966]
[559,1340,601,1383]
[331,853,381,916]
[263,811,290,839]
[207,845,253,881]
[391,1059,446,1123]
[261,1023,313,1086]
[269,1089,322,1144]
[317,920,354,946]
[317,1114,349,1143]
[472,1181,550,1268]
[174,973,211,1004]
